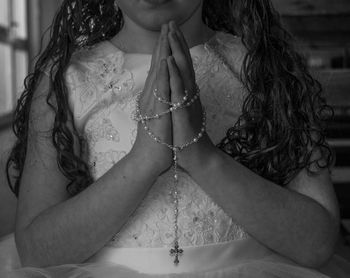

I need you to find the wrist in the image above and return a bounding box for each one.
[180,134,222,176]
[127,148,166,178]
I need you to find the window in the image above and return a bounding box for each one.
[0,0,29,119]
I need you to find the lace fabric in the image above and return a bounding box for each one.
[2,32,349,278]
[64,32,249,248]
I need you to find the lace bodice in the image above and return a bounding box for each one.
[64,32,249,248]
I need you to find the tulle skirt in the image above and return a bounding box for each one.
[0,233,349,278]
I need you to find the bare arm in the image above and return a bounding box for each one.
[15,74,160,267]
[16,25,173,267]
[185,142,339,268]
[167,21,339,269]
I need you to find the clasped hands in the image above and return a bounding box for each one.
[131,22,217,175]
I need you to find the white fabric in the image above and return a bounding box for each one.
[1,32,350,277]
[64,32,248,249]
[1,233,347,277]
[87,238,275,275]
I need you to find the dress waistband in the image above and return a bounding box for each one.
[88,238,274,275]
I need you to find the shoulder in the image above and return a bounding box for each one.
[215,32,246,53]
[71,41,111,63]
[40,41,117,77]
[65,40,127,80]
[209,32,247,75]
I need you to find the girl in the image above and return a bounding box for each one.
[1,0,349,277]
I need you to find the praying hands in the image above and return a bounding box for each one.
[132,21,216,262]
[132,21,217,177]
[133,22,339,268]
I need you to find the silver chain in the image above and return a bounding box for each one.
[133,85,206,265]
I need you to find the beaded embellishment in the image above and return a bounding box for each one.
[133,85,206,265]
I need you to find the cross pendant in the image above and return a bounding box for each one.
[170,241,183,265]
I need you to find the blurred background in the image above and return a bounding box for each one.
[0,0,349,251]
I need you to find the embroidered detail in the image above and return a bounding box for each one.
[85,118,120,145]
[70,50,136,118]
[109,171,248,248]
[65,34,249,248]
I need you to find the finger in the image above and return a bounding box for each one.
[168,31,196,100]
[168,30,189,71]
[149,24,167,76]
[169,21,193,68]
[158,24,171,64]
[154,59,171,146]
[156,59,171,107]
[143,24,167,105]
[168,30,194,83]
[153,24,170,106]
[167,56,186,105]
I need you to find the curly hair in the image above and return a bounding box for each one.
[7,0,333,196]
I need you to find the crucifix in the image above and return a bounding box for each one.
[170,240,183,265]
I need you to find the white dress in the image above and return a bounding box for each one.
[0,32,349,277]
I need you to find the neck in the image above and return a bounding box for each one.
[111,6,214,54]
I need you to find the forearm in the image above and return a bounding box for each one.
[16,152,160,267]
[186,146,338,267]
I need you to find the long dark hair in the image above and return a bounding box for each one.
[7,0,333,196]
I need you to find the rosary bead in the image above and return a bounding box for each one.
[135,84,206,266]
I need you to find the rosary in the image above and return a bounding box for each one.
[133,84,206,265]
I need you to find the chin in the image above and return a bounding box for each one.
[117,0,202,32]
[133,12,182,31]
[141,18,178,31]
